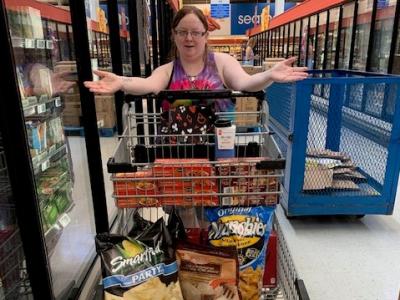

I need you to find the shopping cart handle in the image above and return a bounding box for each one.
[152,89,265,100]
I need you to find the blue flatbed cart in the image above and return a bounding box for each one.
[267,70,400,216]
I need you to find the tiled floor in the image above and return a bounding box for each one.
[276,179,400,300]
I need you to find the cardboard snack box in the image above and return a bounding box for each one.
[153,159,213,178]
[162,194,219,206]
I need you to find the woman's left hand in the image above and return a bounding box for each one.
[269,57,309,83]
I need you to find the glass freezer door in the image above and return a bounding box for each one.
[0,131,33,299]
[3,1,100,298]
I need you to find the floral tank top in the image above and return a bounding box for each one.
[162,52,234,113]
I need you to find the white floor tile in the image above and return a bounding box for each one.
[276,177,400,300]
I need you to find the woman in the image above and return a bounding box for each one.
[84,6,308,109]
[244,37,256,65]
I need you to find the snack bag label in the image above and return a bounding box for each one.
[209,215,267,249]
[104,261,178,288]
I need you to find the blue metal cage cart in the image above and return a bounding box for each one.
[266,70,400,216]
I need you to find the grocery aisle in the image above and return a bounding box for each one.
[276,178,400,300]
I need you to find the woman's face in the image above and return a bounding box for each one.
[173,13,208,61]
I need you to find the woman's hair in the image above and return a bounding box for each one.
[171,6,208,31]
[169,6,209,60]
[247,37,256,48]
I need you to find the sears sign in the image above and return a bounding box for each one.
[230,3,293,35]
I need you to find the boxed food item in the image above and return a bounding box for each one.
[95,95,116,113]
[216,158,279,206]
[62,93,80,104]
[96,111,116,128]
[176,242,241,300]
[63,102,81,115]
[154,159,217,206]
[153,159,213,178]
[235,97,259,126]
[26,121,47,153]
[163,194,219,207]
[114,170,159,207]
[62,115,81,127]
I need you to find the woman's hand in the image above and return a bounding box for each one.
[269,57,309,83]
[84,70,123,94]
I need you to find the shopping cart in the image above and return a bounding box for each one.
[107,90,285,212]
[106,89,308,300]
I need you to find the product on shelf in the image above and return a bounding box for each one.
[206,206,274,300]
[47,117,65,147]
[26,120,47,154]
[7,6,44,39]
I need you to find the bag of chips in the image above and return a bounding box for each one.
[96,218,184,300]
[205,207,274,300]
[176,242,241,300]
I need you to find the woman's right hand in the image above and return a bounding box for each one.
[83,70,123,94]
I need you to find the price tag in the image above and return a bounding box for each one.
[24,38,35,49]
[46,40,53,49]
[49,145,56,153]
[12,37,24,48]
[39,94,49,102]
[58,213,71,228]
[36,39,46,49]
[97,120,104,128]
[54,97,62,107]
[37,103,46,114]
[41,159,50,172]
[27,96,38,105]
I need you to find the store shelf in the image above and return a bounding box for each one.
[0,227,26,299]
[11,37,53,50]
[23,96,62,117]
[44,204,74,257]
[31,144,67,175]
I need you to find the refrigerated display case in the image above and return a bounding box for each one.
[0,0,110,298]
[0,133,33,299]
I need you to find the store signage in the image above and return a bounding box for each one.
[100,4,130,30]
[211,0,230,19]
[230,3,294,35]
[377,0,389,9]
[230,3,270,35]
